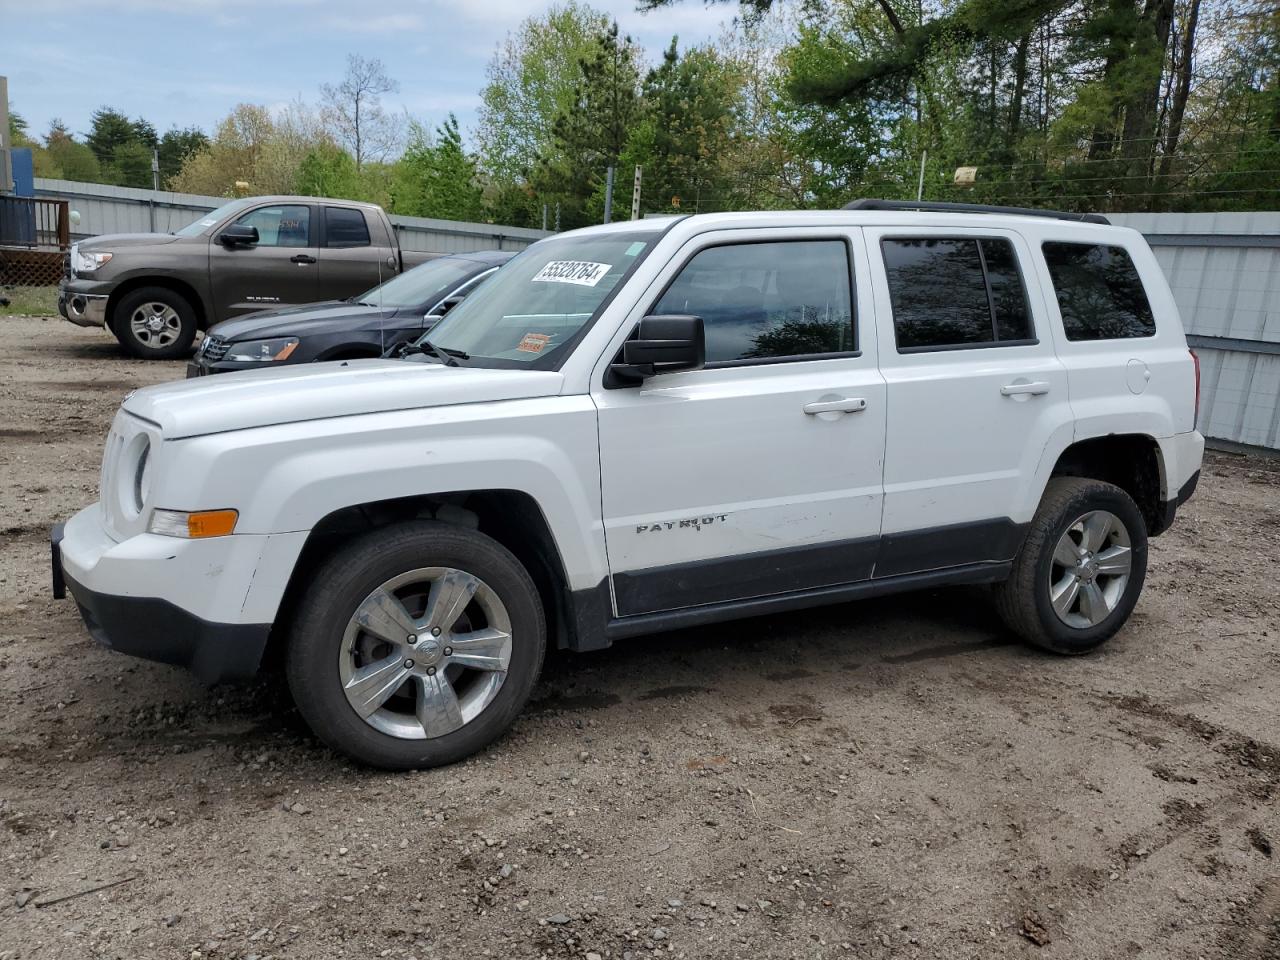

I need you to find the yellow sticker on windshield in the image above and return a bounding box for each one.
[517,333,552,353]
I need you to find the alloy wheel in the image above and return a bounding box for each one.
[129,302,183,348]
[338,567,513,740]
[1048,509,1133,629]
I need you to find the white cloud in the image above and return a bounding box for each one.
[322,12,428,33]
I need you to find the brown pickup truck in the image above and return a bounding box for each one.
[58,196,434,359]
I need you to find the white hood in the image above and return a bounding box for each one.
[124,359,565,439]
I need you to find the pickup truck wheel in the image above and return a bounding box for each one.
[286,521,546,770]
[995,478,1148,655]
[113,287,198,360]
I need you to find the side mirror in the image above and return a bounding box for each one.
[610,314,705,384]
[219,223,259,247]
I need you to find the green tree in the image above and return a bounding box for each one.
[476,1,609,183]
[295,142,362,199]
[111,141,156,188]
[170,102,327,196]
[392,115,484,221]
[7,105,30,145]
[84,107,166,186]
[41,119,101,181]
[158,127,209,183]
[85,108,137,165]
[132,117,159,149]
[536,21,643,227]
[624,39,741,215]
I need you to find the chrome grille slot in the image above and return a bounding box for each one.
[201,336,229,362]
[99,427,125,532]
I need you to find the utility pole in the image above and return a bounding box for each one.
[916,150,928,201]
[541,203,548,232]
[631,166,642,220]
[151,148,160,191]
[0,76,13,195]
[602,166,615,224]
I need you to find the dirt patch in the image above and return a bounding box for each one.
[0,316,1278,959]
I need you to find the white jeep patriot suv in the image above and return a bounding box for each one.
[52,200,1204,769]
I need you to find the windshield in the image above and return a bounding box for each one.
[358,257,483,310]
[421,231,658,367]
[174,199,254,237]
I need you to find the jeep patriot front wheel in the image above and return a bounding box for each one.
[286,521,545,769]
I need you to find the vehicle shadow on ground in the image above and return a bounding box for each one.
[72,584,1038,772]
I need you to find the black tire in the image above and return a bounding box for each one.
[995,477,1148,655]
[286,521,545,770]
[112,286,198,360]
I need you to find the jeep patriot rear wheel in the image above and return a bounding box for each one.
[995,477,1148,654]
[286,521,546,769]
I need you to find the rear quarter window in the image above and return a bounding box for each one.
[324,207,372,248]
[1042,242,1156,341]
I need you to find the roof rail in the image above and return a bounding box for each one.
[842,198,1111,226]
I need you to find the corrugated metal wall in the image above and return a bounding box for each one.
[32,178,550,254]
[1110,213,1278,450]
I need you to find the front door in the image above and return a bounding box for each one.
[593,231,887,618]
[865,227,1073,576]
[209,202,318,321]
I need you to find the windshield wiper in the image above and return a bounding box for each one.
[411,339,468,367]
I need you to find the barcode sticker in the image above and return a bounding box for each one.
[531,261,611,286]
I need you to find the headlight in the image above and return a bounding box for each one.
[148,508,239,538]
[73,247,113,275]
[223,337,300,362]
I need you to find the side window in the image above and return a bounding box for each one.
[235,205,311,248]
[324,206,371,248]
[881,237,1033,351]
[1042,242,1155,341]
[652,240,855,364]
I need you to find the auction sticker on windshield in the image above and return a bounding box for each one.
[517,333,552,353]
[532,261,611,286]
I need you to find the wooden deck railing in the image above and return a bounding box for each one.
[0,196,71,250]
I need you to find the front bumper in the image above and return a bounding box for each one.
[186,356,289,378]
[52,505,305,683]
[58,279,110,328]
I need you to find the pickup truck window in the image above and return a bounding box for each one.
[174,199,253,237]
[882,237,1033,351]
[1042,242,1156,341]
[652,239,854,363]
[234,205,311,248]
[425,232,656,368]
[324,206,371,248]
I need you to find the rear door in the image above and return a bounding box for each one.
[317,206,396,299]
[208,202,318,321]
[865,227,1074,576]
[592,230,887,617]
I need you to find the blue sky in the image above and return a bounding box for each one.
[1,0,737,146]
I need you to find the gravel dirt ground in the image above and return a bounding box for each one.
[1,315,1277,960]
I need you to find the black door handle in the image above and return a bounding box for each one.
[290,254,317,265]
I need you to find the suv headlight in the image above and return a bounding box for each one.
[224,337,300,362]
[73,247,113,275]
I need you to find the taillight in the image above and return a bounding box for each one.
[1190,349,1201,424]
